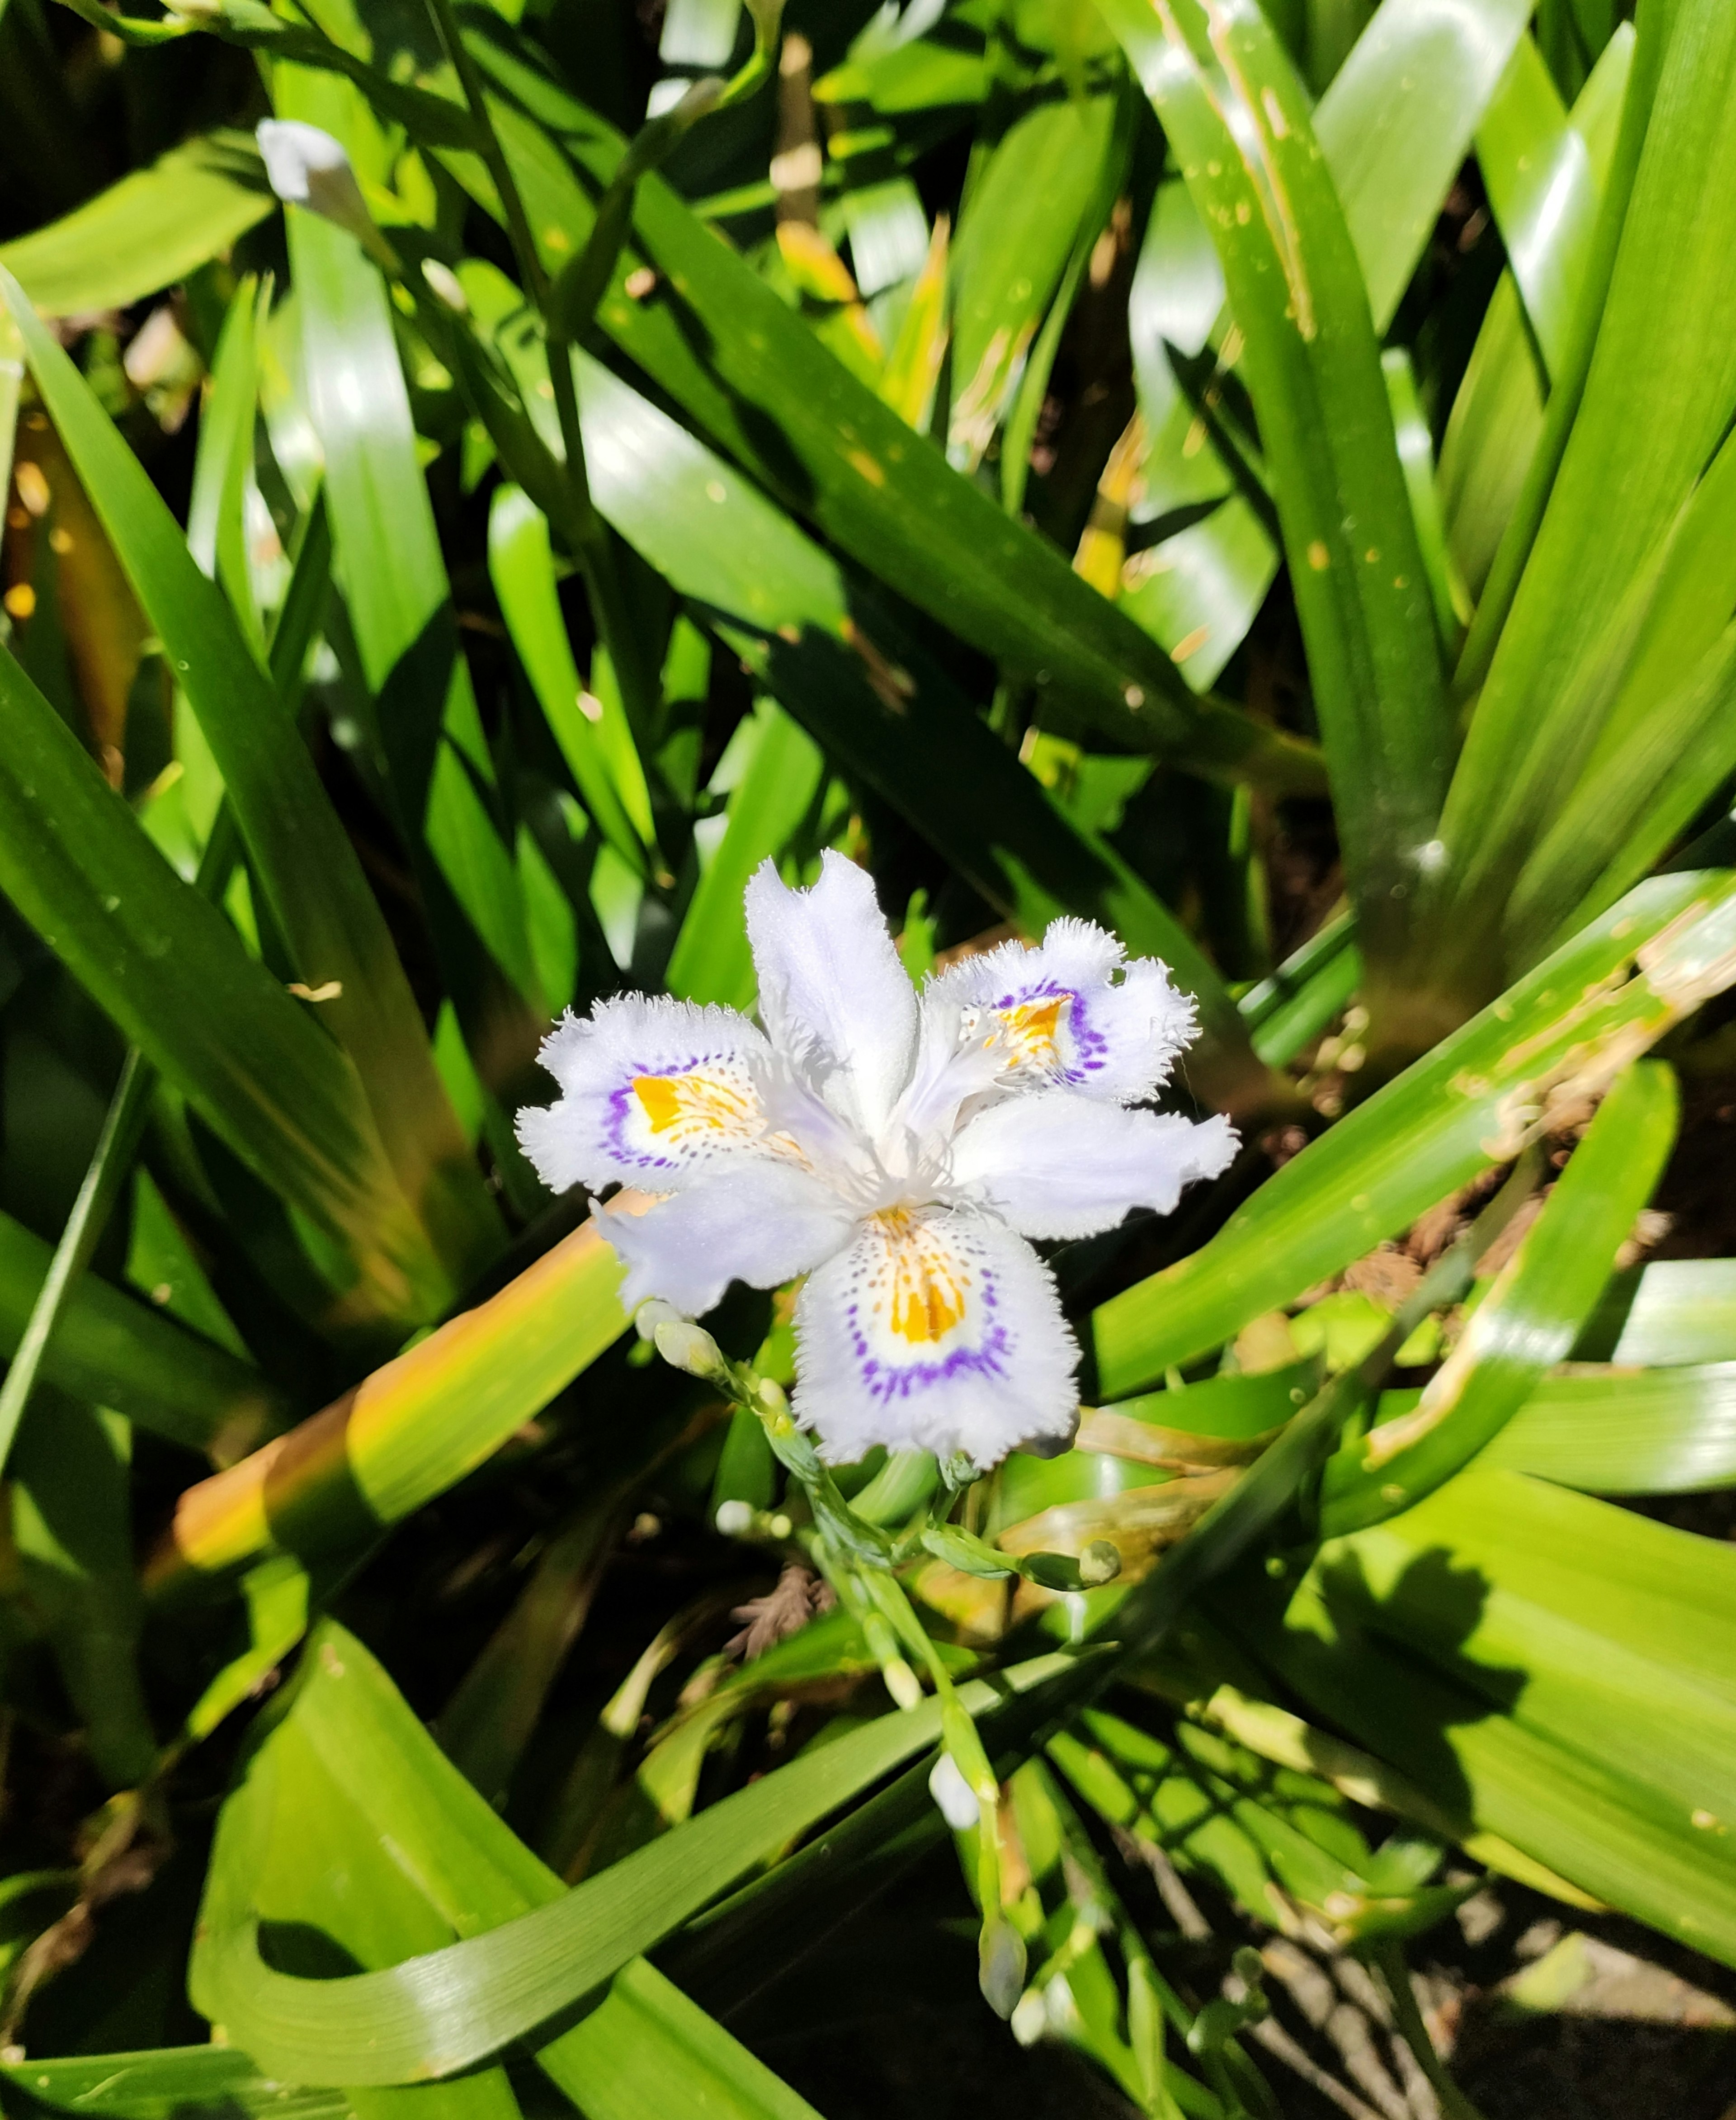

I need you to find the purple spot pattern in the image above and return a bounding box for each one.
[844,1231,1010,1405]
[601,1049,760,1174]
[993,981,1110,1085]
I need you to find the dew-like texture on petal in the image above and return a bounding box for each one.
[928,919,1196,1103]
[600,1162,856,1316]
[515,996,777,1194]
[949,1096,1237,1240]
[745,851,917,1136]
[792,1205,1078,1469]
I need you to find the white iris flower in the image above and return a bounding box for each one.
[517,854,1235,1469]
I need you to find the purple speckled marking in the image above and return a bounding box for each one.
[602,1048,748,1172]
[994,981,1110,1084]
[847,1248,1010,1404]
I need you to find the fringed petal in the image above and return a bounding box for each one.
[926,918,1197,1104]
[745,851,917,1135]
[516,995,778,1194]
[949,1095,1236,1239]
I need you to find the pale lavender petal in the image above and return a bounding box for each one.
[948,1095,1236,1240]
[745,851,916,1135]
[602,1163,855,1316]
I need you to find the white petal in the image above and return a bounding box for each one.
[515,995,779,1194]
[602,1163,855,1316]
[745,852,916,1135]
[949,1095,1236,1240]
[926,918,1197,1104]
[792,1206,1078,1470]
[255,121,375,246]
[256,120,347,203]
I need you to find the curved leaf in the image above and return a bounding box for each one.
[0,269,497,1308]
[460,34,1324,798]
[1088,870,1736,1398]
[1319,1057,1679,1531]
[0,132,273,317]
[0,642,439,1333]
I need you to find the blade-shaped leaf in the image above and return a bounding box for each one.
[1319,1056,1678,1530]
[0,642,441,1332]
[1435,0,1736,992]
[145,1203,634,1589]
[0,269,499,1308]
[1088,869,1736,1398]
[0,132,273,317]
[457,33,1324,798]
[188,1614,1079,2083]
[1100,0,1448,1005]
[0,1206,283,1461]
[274,65,547,1081]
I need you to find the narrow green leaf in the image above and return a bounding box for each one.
[665,702,826,1011]
[186,275,268,645]
[0,1053,153,1477]
[1480,1363,1736,1493]
[1117,0,1538,691]
[188,1619,1078,2084]
[1580,1257,1736,1367]
[457,38,1324,798]
[1439,26,1632,601]
[275,65,546,1077]
[1475,33,1599,377]
[0,132,273,317]
[1101,0,1448,997]
[1507,424,1736,952]
[12,1394,156,1787]
[486,482,652,871]
[1250,1467,1736,1961]
[0,1207,281,1460]
[1435,0,1736,992]
[1088,870,1736,1398]
[0,269,498,1309]
[0,2045,352,2120]
[1313,0,1535,332]
[1382,348,1468,653]
[0,643,439,1332]
[1319,1057,1678,1530]
[948,87,1116,470]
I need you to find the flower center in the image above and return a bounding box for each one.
[870,1206,967,1345]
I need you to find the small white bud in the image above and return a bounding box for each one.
[255,121,387,259]
[1009,1988,1047,2048]
[1078,1539,1123,1586]
[653,1318,730,1383]
[755,1377,788,1416]
[420,258,468,314]
[928,1751,981,1831]
[884,1657,925,1712]
[634,1297,686,1343]
[714,1500,754,1537]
